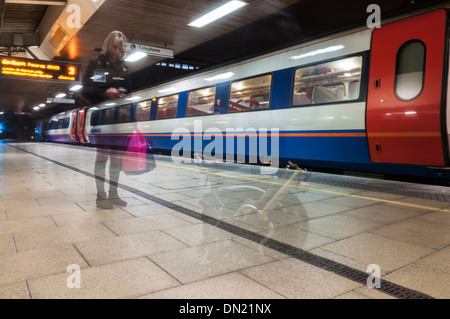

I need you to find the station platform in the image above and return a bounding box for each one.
[1,141,450,300]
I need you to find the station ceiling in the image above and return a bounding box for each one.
[0,0,449,117]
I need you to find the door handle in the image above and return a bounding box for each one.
[374,78,381,89]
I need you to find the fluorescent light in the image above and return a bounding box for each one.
[290,45,345,60]
[205,72,234,81]
[39,103,46,107]
[125,51,146,62]
[70,84,83,91]
[338,59,359,71]
[55,93,66,98]
[33,106,40,111]
[188,1,247,28]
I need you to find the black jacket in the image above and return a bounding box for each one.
[81,54,131,105]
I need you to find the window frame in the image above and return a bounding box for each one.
[135,99,153,122]
[156,93,179,120]
[394,39,426,102]
[227,73,273,113]
[117,104,131,124]
[290,53,365,108]
[186,85,217,117]
[90,109,99,126]
[103,107,116,125]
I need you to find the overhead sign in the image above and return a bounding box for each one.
[46,98,75,104]
[126,43,173,58]
[0,57,81,82]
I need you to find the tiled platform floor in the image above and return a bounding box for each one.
[1,141,450,299]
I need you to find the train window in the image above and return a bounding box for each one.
[229,74,271,112]
[58,117,69,129]
[117,104,131,123]
[292,56,362,106]
[395,40,425,101]
[135,100,152,121]
[157,94,178,119]
[186,87,216,116]
[49,120,57,130]
[90,110,99,126]
[104,107,115,124]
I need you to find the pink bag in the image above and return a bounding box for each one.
[122,130,151,174]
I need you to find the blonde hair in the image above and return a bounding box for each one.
[101,31,127,61]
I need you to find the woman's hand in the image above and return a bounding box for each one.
[104,87,124,99]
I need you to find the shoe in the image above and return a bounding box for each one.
[108,190,127,206]
[96,192,113,210]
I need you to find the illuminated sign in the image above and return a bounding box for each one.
[126,43,174,58]
[0,57,81,82]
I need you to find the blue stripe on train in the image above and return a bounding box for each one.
[89,130,370,163]
[87,132,450,180]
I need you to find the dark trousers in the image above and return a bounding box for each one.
[94,147,122,196]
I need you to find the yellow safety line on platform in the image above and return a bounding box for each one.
[154,160,450,214]
[29,143,450,214]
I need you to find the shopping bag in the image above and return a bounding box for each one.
[122,130,154,175]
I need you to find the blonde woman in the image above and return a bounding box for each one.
[82,31,130,104]
[82,31,131,209]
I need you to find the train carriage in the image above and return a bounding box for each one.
[36,8,450,183]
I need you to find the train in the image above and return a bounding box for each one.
[35,8,450,183]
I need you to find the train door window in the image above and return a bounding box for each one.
[135,100,152,121]
[395,40,426,101]
[104,107,115,124]
[157,94,178,119]
[117,104,131,123]
[292,55,362,106]
[228,74,271,112]
[186,87,216,116]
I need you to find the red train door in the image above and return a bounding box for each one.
[70,110,78,142]
[366,9,447,166]
[77,108,87,143]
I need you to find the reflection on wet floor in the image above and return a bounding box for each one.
[1,142,450,299]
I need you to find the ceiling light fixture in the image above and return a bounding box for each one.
[125,51,147,62]
[70,84,83,91]
[188,0,248,28]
